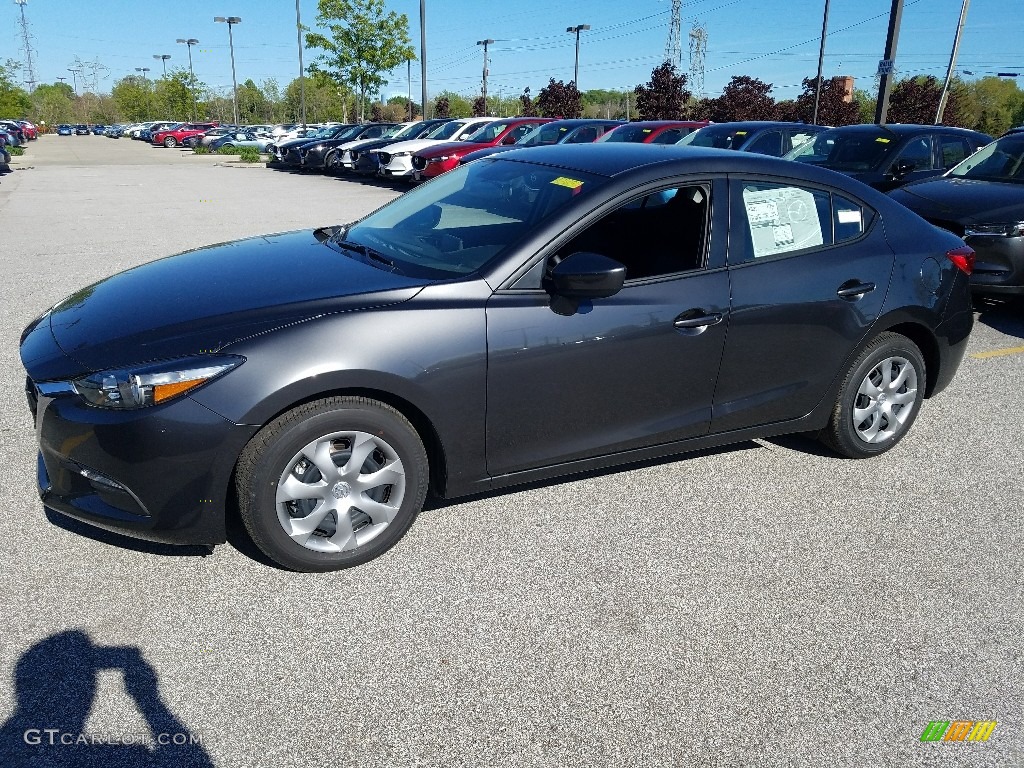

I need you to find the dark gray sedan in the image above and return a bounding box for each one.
[21,145,974,571]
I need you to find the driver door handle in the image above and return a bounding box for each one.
[836,281,876,299]
[673,311,723,329]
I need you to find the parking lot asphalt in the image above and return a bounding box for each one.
[1,135,1022,768]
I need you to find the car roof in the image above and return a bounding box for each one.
[820,123,986,137]
[697,121,825,130]
[496,142,892,191]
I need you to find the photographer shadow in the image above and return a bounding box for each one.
[0,630,212,767]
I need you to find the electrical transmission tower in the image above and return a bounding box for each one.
[688,22,707,95]
[664,0,683,68]
[14,0,38,91]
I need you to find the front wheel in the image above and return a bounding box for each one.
[163,136,177,148]
[820,332,926,458]
[236,396,429,571]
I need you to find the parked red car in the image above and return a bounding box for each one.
[152,122,219,148]
[597,120,710,144]
[411,117,551,180]
[16,120,38,140]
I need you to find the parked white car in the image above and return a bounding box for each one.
[371,117,496,180]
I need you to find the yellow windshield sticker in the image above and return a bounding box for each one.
[642,129,652,133]
[876,137,891,143]
[735,131,747,135]
[551,177,584,189]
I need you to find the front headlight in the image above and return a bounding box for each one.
[964,222,1024,237]
[390,151,411,158]
[72,355,243,409]
[427,155,452,163]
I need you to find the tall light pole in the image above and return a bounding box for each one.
[214,16,242,126]
[153,54,171,77]
[294,0,306,129]
[812,0,831,126]
[176,38,200,120]
[67,68,81,94]
[134,67,150,80]
[420,0,428,118]
[936,0,970,124]
[476,39,494,108]
[566,24,590,87]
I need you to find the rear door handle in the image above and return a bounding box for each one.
[673,310,723,329]
[836,281,876,299]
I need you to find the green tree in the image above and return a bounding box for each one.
[966,76,1024,136]
[154,70,203,121]
[433,91,471,118]
[283,73,355,122]
[305,0,416,121]
[236,78,269,124]
[0,59,32,117]
[30,82,76,125]
[111,75,154,122]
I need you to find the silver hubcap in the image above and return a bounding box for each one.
[275,430,406,553]
[853,356,918,443]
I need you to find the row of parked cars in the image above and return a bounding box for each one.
[248,115,1019,296]
[1,118,37,169]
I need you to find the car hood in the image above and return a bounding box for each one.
[375,138,455,155]
[28,230,428,377]
[890,177,1024,223]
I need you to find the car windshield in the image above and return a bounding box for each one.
[463,122,507,143]
[601,125,658,143]
[387,123,421,139]
[679,126,752,150]
[518,123,571,146]
[946,134,1024,183]
[787,128,899,171]
[425,121,470,140]
[341,158,608,278]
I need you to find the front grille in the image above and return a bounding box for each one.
[284,149,301,164]
[411,156,427,170]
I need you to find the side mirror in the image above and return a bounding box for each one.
[890,160,915,178]
[549,252,626,299]
[502,134,519,145]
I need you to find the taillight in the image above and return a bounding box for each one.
[946,246,975,275]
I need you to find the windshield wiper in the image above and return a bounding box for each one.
[335,239,404,274]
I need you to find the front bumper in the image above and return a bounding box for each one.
[29,379,258,545]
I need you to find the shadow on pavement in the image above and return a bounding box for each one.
[0,631,212,767]
[973,295,1024,340]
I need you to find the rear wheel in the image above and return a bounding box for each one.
[820,332,926,458]
[236,397,428,571]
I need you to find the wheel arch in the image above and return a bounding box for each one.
[870,319,941,397]
[230,385,450,500]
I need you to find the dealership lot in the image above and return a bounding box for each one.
[1,137,1022,766]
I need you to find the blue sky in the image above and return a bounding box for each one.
[2,0,1021,101]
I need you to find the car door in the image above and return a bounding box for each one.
[710,176,894,433]
[485,179,731,477]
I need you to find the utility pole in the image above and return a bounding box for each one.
[477,39,494,106]
[936,0,970,124]
[420,0,428,119]
[566,24,590,87]
[812,0,831,125]
[68,68,81,94]
[407,58,413,120]
[295,0,306,129]
[874,0,904,125]
[214,16,242,126]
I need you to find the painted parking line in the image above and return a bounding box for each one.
[970,345,1024,359]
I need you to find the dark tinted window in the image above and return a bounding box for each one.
[554,185,710,279]
[746,131,784,156]
[939,135,971,169]
[893,136,933,171]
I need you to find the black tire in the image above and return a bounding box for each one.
[820,332,926,459]
[163,136,177,148]
[236,396,428,571]
[323,150,338,172]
